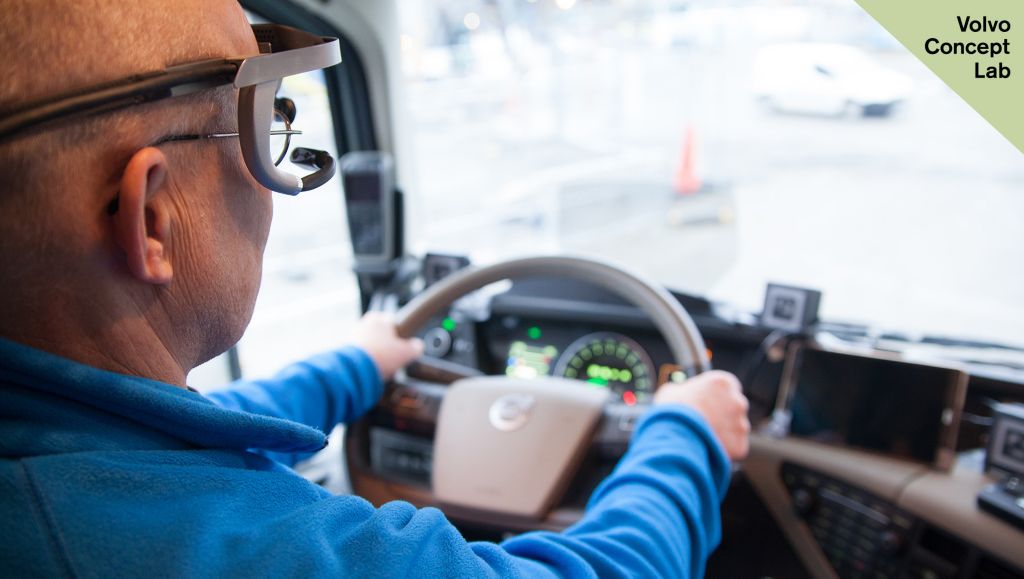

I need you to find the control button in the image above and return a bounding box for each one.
[792,487,817,517]
[424,327,452,357]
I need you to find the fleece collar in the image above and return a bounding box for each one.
[0,337,327,454]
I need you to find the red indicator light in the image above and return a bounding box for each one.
[622,391,637,406]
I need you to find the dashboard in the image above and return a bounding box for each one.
[348,275,1024,577]
[413,277,1024,452]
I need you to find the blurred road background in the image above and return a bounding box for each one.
[195,0,1024,386]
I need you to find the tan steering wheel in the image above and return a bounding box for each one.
[387,256,710,520]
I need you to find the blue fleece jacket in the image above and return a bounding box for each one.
[0,337,730,578]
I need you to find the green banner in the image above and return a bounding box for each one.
[854,0,1023,153]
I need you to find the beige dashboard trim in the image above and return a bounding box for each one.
[745,434,1024,575]
[901,465,1024,569]
[744,435,923,579]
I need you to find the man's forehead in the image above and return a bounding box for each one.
[0,0,256,114]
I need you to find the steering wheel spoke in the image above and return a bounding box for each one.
[405,356,483,385]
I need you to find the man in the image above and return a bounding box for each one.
[0,0,750,576]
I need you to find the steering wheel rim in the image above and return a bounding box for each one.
[371,256,714,519]
[396,255,711,375]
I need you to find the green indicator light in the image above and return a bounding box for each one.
[527,326,542,340]
[587,378,608,387]
[441,317,457,332]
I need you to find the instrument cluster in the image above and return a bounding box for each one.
[480,314,690,406]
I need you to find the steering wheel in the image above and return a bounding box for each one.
[348,256,710,526]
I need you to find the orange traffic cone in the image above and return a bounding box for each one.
[673,125,701,195]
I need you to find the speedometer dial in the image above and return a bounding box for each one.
[553,332,656,405]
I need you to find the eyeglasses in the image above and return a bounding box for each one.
[156,105,301,167]
[0,24,341,195]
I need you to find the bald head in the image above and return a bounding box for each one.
[0,0,274,386]
[0,0,258,269]
[0,0,255,113]
[0,0,258,209]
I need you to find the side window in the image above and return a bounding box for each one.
[237,69,360,378]
[189,12,360,390]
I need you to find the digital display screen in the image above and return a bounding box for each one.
[506,341,558,379]
[345,173,384,255]
[789,349,960,465]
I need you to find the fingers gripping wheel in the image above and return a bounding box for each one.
[394,256,711,519]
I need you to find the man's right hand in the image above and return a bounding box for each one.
[352,312,424,382]
[653,370,751,460]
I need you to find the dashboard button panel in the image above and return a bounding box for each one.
[781,462,914,578]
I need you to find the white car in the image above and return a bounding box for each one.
[752,43,913,117]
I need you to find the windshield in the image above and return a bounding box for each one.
[396,0,1024,346]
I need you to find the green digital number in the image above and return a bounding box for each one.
[586,364,632,384]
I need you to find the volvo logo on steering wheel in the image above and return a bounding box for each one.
[489,393,536,432]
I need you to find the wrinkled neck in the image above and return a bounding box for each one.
[0,285,191,388]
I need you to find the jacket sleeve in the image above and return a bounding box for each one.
[203,346,383,466]
[228,404,731,578]
[498,404,732,578]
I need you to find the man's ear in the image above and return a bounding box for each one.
[113,147,173,284]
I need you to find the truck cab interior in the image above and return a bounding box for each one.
[189,1,1024,577]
